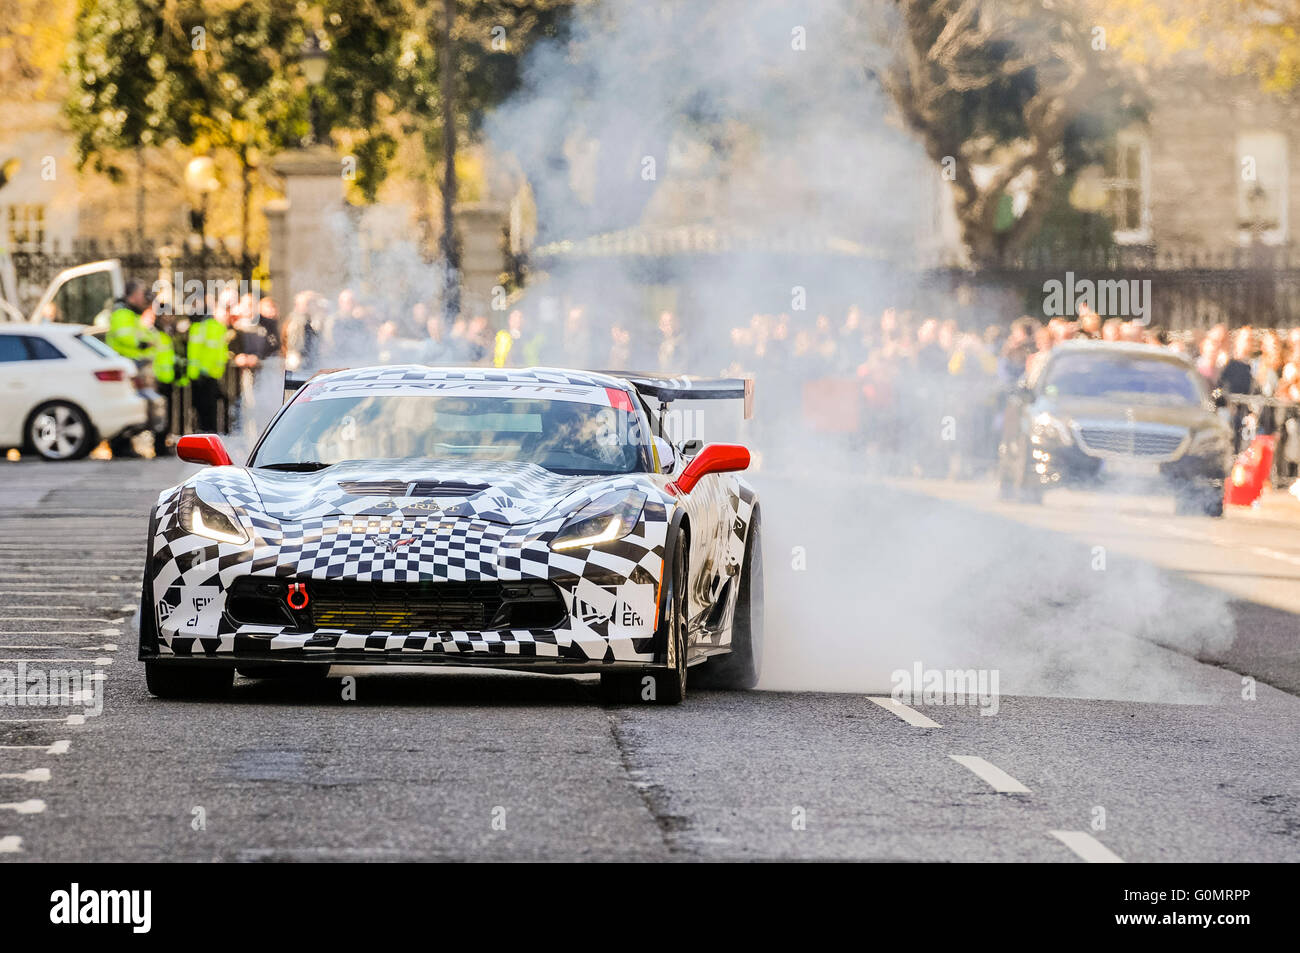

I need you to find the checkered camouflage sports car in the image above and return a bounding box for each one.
[139,366,762,704]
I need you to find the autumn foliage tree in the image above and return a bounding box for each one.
[879,0,1142,265]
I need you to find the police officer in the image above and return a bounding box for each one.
[106,281,149,362]
[143,301,186,455]
[187,308,231,434]
[104,280,149,457]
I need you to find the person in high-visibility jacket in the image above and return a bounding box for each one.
[187,311,231,434]
[103,281,151,456]
[142,304,186,456]
[106,281,150,361]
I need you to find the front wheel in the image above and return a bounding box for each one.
[145,662,233,699]
[600,533,687,705]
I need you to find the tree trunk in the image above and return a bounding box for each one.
[439,0,461,323]
[135,146,146,251]
[240,148,252,283]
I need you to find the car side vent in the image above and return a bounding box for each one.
[338,480,411,496]
[408,481,489,497]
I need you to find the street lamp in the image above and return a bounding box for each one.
[184,155,220,256]
[300,33,329,146]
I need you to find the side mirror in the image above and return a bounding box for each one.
[653,436,677,474]
[177,433,233,467]
[672,443,750,494]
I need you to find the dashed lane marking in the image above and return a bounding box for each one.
[1049,830,1125,863]
[0,715,84,725]
[0,836,22,853]
[0,644,118,651]
[0,800,46,814]
[0,629,120,637]
[0,658,112,666]
[0,617,115,622]
[0,741,70,755]
[869,696,943,727]
[950,755,1031,793]
[0,769,49,783]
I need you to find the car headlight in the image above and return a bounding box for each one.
[550,489,647,551]
[177,485,248,545]
[1032,412,1073,445]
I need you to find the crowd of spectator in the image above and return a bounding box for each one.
[238,284,1300,478]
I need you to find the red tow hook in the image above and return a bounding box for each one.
[286,582,310,610]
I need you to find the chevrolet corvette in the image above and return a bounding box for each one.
[139,366,762,704]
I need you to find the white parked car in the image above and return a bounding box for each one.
[0,324,153,460]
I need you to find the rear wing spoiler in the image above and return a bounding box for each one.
[604,371,754,419]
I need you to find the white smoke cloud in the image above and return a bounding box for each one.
[484,0,1237,702]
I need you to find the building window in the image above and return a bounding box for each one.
[1102,129,1150,244]
[6,204,45,247]
[1236,131,1288,243]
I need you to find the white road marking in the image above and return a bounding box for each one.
[0,769,49,783]
[0,617,114,622]
[1049,830,1125,863]
[0,575,126,582]
[869,696,942,727]
[0,800,46,814]
[950,755,1031,793]
[0,582,130,589]
[0,587,122,595]
[0,836,22,853]
[0,644,118,651]
[0,628,120,637]
[10,691,97,704]
[0,715,84,725]
[0,740,69,755]
[0,658,112,665]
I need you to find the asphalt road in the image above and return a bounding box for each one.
[0,458,1296,861]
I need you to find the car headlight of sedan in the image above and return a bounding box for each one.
[1032,412,1073,445]
[550,489,647,551]
[177,484,248,545]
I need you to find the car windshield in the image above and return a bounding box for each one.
[252,387,646,474]
[1043,355,1205,405]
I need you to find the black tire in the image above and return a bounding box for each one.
[694,513,763,690]
[26,400,95,461]
[144,662,233,699]
[237,664,331,680]
[1176,489,1225,518]
[600,533,687,705]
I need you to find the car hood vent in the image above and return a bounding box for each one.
[338,480,411,497]
[408,481,490,498]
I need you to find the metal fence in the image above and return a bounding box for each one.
[926,245,1300,333]
[7,243,246,318]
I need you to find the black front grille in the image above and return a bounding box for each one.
[228,577,568,632]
